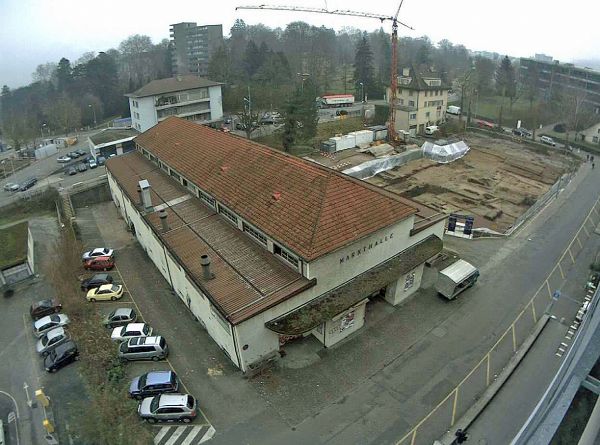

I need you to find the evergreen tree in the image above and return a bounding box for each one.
[495,56,516,98]
[208,46,231,83]
[282,80,318,150]
[243,41,262,79]
[353,35,375,101]
[56,58,73,92]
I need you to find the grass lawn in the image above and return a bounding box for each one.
[470,95,537,127]
[0,221,29,269]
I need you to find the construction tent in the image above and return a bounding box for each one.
[422,140,470,164]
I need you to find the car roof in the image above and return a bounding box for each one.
[113,308,134,317]
[34,314,63,327]
[97,284,115,291]
[128,336,161,346]
[46,327,66,339]
[158,394,188,407]
[146,371,174,385]
[54,340,76,354]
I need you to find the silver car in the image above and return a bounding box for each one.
[36,327,70,356]
[138,394,197,423]
[111,322,153,342]
[33,314,70,338]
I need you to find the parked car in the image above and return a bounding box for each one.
[111,322,153,342]
[424,125,439,135]
[80,273,114,291]
[19,177,37,191]
[67,167,77,176]
[477,120,495,130]
[83,256,115,271]
[33,314,70,338]
[97,156,106,166]
[57,156,71,163]
[520,128,532,137]
[30,298,62,320]
[118,336,168,362]
[89,159,97,169]
[576,301,590,322]
[86,284,123,302]
[103,308,137,328]
[82,155,94,163]
[44,341,79,372]
[82,247,114,261]
[75,149,87,157]
[513,128,525,136]
[36,327,70,356]
[77,163,88,173]
[4,182,20,192]
[129,371,179,400]
[540,135,556,146]
[138,394,197,423]
[67,151,80,158]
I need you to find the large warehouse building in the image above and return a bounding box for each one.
[106,117,445,373]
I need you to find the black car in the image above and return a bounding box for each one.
[30,298,63,320]
[77,163,88,172]
[67,167,77,176]
[81,273,114,291]
[67,151,80,158]
[97,156,106,166]
[19,177,37,191]
[44,341,79,372]
[75,149,87,156]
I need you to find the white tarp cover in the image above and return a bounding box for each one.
[422,140,469,163]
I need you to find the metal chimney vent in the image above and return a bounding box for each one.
[200,254,214,280]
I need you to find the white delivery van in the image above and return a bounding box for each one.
[425,125,439,135]
[540,136,556,146]
[447,106,461,115]
[435,259,479,300]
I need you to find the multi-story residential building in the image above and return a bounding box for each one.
[126,75,223,132]
[388,67,450,135]
[170,23,223,76]
[105,117,446,373]
[520,58,600,113]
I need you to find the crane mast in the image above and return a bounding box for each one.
[235,3,412,143]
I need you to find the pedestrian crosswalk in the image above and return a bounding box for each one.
[154,424,215,445]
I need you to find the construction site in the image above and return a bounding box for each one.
[307,132,579,233]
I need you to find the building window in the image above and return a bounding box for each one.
[198,190,216,208]
[243,222,267,246]
[409,90,413,97]
[410,113,417,120]
[425,112,430,118]
[169,169,181,181]
[594,136,599,143]
[181,178,188,187]
[399,99,404,105]
[409,100,415,107]
[273,244,298,268]
[218,204,238,225]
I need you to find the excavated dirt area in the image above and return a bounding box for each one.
[366,134,578,232]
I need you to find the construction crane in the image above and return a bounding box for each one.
[235,3,413,142]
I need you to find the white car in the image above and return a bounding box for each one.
[3,182,19,192]
[89,159,98,169]
[82,247,114,261]
[33,314,70,338]
[36,327,70,356]
[111,323,153,342]
[57,156,71,163]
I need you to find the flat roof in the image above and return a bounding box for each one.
[106,152,315,324]
[126,75,223,98]
[89,128,138,146]
[134,117,417,261]
[0,221,29,270]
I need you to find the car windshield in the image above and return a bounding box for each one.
[187,395,194,409]
[138,374,147,387]
[119,342,128,353]
[142,325,150,335]
[41,335,49,347]
[107,309,116,319]
[111,285,119,292]
[150,397,160,413]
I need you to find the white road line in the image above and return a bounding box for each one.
[556,353,563,357]
[154,427,171,444]
[165,426,187,445]
[199,426,216,444]
[181,426,204,445]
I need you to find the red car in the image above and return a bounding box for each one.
[477,120,495,129]
[83,256,115,271]
[30,298,63,320]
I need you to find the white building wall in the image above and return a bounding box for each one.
[208,85,223,121]
[233,217,445,371]
[107,172,239,366]
[27,227,35,274]
[130,96,158,133]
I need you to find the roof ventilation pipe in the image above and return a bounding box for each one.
[138,179,152,209]
[136,185,143,206]
[159,210,169,232]
[200,254,214,280]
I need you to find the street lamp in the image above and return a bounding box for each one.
[359,82,364,103]
[296,73,310,92]
[40,123,47,139]
[88,104,97,127]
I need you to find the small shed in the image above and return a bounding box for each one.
[0,221,35,286]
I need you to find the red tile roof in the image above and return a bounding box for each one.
[134,117,417,261]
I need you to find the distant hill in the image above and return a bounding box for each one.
[573,58,600,70]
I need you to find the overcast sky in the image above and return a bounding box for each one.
[1,0,598,88]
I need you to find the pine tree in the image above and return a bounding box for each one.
[495,56,516,98]
[353,35,376,101]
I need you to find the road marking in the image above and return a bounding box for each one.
[165,426,187,445]
[451,387,459,426]
[558,263,565,280]
[577,236,583,249]
[199,426,216,444]
[546,280,553,298]
[583,225,590,236]
[569,249,575,264]
[154,427,170,444]
[556,353,563,357]
[181,426,204,445]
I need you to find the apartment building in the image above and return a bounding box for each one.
[170,23,223,76]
